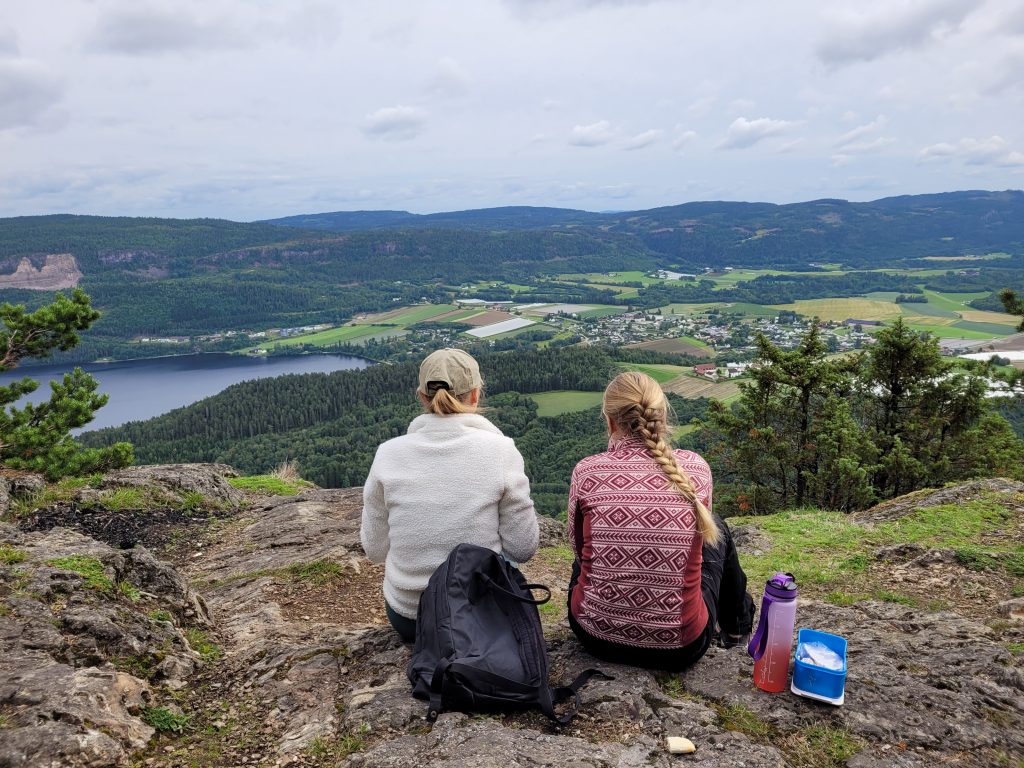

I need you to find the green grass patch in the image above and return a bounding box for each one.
[677,334,712,350]
[46,555,113,592]
[616,362,688,383]
[902,322,997,339]
[952,320,1019,335]
[228,475,311,496]
[149,609,173,623]
[715,702,775,741]
[0,545,26,565]
[536,545,575,565]
[98,488,146,510]
[143,706,191,733]
[529,390,604,417]
[577,305,628,319]
[119,581,142,602]
[1008,642,1024,654]
[183,628,222,662]
[736,494,1024,593]
[284,558,346,585]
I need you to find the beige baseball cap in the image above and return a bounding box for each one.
[417,348,482,396]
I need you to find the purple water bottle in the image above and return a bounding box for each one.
[747,573,798,693]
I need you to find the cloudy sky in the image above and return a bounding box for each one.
[2,0,1023,220]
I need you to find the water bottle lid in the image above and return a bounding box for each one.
[765,572,797,600]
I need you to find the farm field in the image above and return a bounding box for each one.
[353,304,457,325]
[530,390,604,417]
[424,308,486,323]
[616,362,689,383]
[577,305,628,318]
[772,298,903,323]
[258,323,385,349]
[626,338,714,358]
[662,375,742,402]
[461,310,515,327]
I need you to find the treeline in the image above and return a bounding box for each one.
[636,271,922,307]
[700,320,1024,514]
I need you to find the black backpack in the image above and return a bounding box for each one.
[407,543,610,724]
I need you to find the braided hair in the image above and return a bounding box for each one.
[602,371,721,547]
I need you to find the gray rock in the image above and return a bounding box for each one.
[8,473,45,498]
[536,514,565,548]
[852,478,1024,523]
[99,463,243,508]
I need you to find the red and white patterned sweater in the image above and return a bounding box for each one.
[567,435,711,648]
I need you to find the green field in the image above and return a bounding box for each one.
[530,390,604,417]
[578,305,629,319]
[901,322,998,340]
[354,304,457,325]
[260,324,386,349]
[616,362,688,384]
[661,303,728,315]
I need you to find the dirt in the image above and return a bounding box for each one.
[460,310,515,327]
[18,502,235,551]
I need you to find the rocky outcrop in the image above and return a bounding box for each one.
[2,467,1022,768]
[852,477,1024,524]
[96,463,244,508]
[0,524,210,768]
[0,254,82,290]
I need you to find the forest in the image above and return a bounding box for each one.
[81,336,1024,518]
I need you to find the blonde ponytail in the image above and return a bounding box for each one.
[422,386,478,415]
[603,372,721,547]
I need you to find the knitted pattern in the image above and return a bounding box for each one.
[568,436,711,648]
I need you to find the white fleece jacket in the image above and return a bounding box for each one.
[360,412,539,619]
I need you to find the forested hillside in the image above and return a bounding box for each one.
[266,190,1024,270]
[2,190,1022,365]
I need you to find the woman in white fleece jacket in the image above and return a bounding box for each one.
[360,348,539,642]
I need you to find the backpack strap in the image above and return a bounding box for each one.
[477,573,551,605]
[539,669,614,725]
[427,658,453,722]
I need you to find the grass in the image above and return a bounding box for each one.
[615,362,688,384]
[98,488,146,510]
[0,545,26,565]
[772,298,903,323]
[183,628,222,662]
[228,475,311,496]
[529,390,604,417]
[46,555,113,592]
[142,706,191,733]
[714,702,864,768]
[149,609,173,623]
[283,558,346,585]
[734,494,1024,592]
[119,581,142,602]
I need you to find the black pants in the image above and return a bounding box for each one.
[568,514,754,671]
[386,602,417,643]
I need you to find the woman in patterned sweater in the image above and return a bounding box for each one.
[567,371,754,670]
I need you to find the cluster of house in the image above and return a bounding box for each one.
[137,324,332,345]
[693,362,752,380]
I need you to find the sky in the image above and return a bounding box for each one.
[1,0,1023,220]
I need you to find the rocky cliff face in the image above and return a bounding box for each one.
[0,254,82,290]
[0,467,1021,768]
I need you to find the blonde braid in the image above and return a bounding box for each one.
[604,371,721,547]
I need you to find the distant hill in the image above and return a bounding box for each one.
[263,190,1024,269]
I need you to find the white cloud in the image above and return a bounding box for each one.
[569,119,615,147]
[428,57,471,97]
[622,128,663,151]
[672,129,697,151]
[919,136,1024,167]
[361,105,428,142]
[0,60,63,131]
[718,117,799,150]
[817,0,977,67]
[835,115,887,147]
[89,7,249,55]
[687,96,715,117]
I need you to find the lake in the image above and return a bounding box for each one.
[0,353,371,432]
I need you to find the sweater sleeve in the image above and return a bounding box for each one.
[497,440,539,563]
[567,463,583,559]
[360,453,390,564]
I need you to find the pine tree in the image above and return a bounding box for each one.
[0,289,133,479]
[1000,289,1024,331]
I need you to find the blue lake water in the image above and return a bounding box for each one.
[0,353,371,432]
